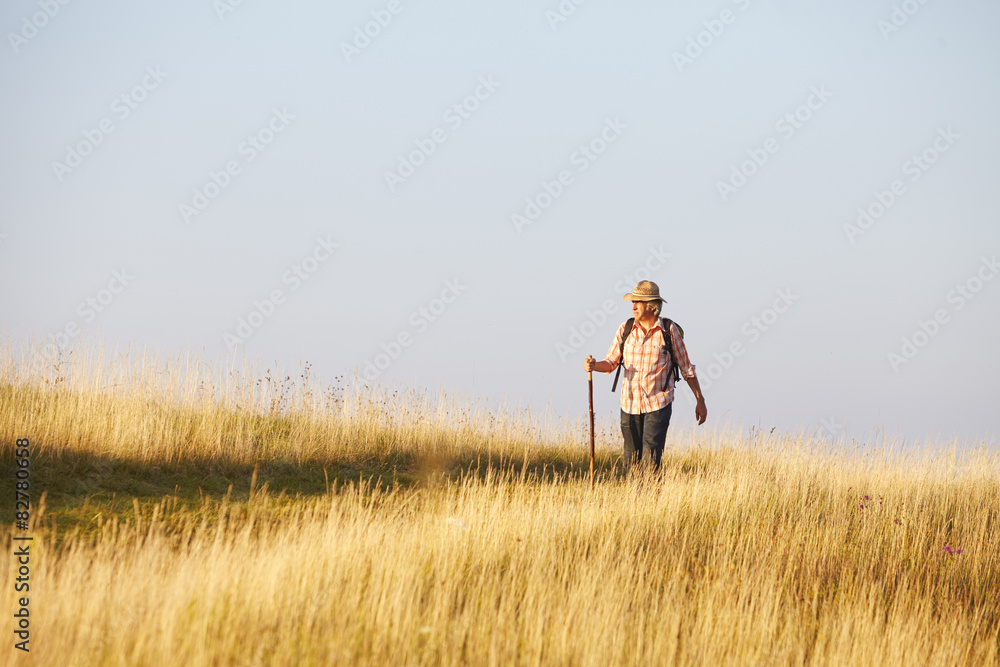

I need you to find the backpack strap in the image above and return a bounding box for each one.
[661,317,675,391]
[610,318,634,393]
[660,317,687,390]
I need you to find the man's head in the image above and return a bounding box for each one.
[624,280,663,319]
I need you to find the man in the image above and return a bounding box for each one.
[585,280,707,471]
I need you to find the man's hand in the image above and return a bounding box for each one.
[584,355,595,372]
[695,397,707,425]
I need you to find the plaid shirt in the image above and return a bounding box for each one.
[603,318,696,415]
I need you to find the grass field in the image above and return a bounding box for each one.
[2,339,998,666]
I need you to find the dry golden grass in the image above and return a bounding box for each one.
[1,338,998,666]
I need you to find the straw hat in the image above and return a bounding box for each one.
[623,280,665,302]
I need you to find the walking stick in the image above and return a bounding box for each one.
[587,357,595,487]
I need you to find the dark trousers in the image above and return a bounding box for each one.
[620,404,672,471]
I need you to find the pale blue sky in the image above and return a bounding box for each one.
[2,0,998,445]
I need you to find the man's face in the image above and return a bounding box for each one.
[631,300,655,320]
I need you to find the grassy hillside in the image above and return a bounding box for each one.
[1,340,998,666]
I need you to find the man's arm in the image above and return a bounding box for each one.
[685,375,708,425]
[668,323,708,425]
[584,356,614,373]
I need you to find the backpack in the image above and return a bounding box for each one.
[611,317,684,393]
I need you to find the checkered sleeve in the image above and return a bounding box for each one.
[602,321,627,369]
[669,322,696,379]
